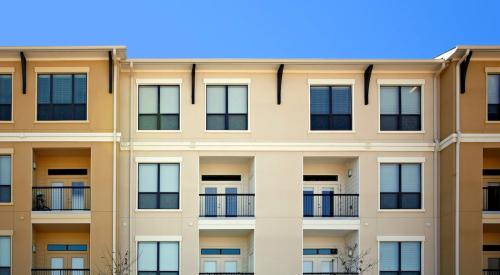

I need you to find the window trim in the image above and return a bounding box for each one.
[135,78,183,133]
[0,152,13,205]
[0,69,14,124]
[486,70,500,123]
[135,238,181,275]
[377,157,425,212]
[377,79,425,134]
[0,235,11,274]
[135,157,182,212]
[204,79,251,133]
[307,79,356,133]
[34,69,90,123]
[377,236,425,275]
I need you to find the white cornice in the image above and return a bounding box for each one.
[0,132,120,142]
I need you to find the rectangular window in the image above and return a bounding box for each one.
[138,163,180,209]
[488,74,500,121]
[303,248,337,255]
[380,86,421,131]
[138,241,179,275]
[380,163,421,209]
[0,236,10,275]
[37,74,87,121]
[310,86,352,130]
[206,85,248,130]
[0,75,12,121]
[0,156,11,203]
[47,244,88,251]
[380,241,421,274]
[138,85,180,130]
[200,248,240,255]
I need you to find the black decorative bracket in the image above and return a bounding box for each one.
[277,64,284,105]
[460,51,473,94]
[108,51,113,94]
[20,52,26,94]
[191,64,196,104]
[364,64,373,105]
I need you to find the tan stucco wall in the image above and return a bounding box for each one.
[439,63,456,139]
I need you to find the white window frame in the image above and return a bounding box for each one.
[485,68,500,123]
[135,78,183,133]
[0,149,13,205]
[377,235,425,275]
[135,156,182,212]
[34,67,90,123]
[203,78,251,133]
[377,79,425,134]
[0,233,12,274]
[0,67,15,124]
[307,79,356,133]
[135,235,182,275]
[377,157,425,212]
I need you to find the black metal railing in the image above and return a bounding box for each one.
[483,186,500,211]
[199,194,255,217]
[32,186,91,211]
[303,194,359,217]
[200,273,254,275]
[32,269,90,275]
[483,269,500,275]
[303,273,359,275]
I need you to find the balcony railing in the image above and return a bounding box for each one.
[483,186,500,211]
[32,186,90,211]
[32,269,90,275]
[483,269,500,275]
[303,194,359,217]
[199,194,255,217]
[200,273,254,275]
[303,273,359,275]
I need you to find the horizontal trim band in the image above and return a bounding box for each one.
[0,132,120,142]
[377,235,426,242]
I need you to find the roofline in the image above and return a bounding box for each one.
[123,58,443,65]
[0,46,126,51]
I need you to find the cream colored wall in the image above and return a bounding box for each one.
[199,234,252,272]
[33,230,90,269]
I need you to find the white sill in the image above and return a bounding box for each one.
[308,130,356,134]
[136,130,182,133]
[135,209,183,212]
[34,120,89,124]
[378,209,426,213]
[485,120,500,124]
[0,121,14,124]
[204,130,251,133]
[377,130,426,134]
[0,202,13,206]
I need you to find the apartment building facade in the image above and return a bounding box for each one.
[117,59,441,275]
[438,46,500,275]
[0,47,125,274]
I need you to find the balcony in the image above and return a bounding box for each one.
[303,194,358,217]
[32,186,90,211]
[32,269,90,275]
[484,270,500,275]
[200,194,255,217]
[484,186,500,211]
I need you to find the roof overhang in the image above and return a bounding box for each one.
[435,45,500,61]
[0,46,127,61]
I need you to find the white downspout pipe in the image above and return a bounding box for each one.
[434,61,446,275]
[128,61,134,273]
[455,49,470,275]
[112,48,118,274]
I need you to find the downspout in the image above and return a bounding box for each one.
[128,61,134,273]
[112,48,118,274]
[455,49,470,275]
[434,61,447,275]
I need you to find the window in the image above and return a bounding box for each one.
[0,236,10,275]
[0,156,11,203]
[47,244,87,251]
[37,74,87,121]
[380,241,421,275]
[380,163,421,209]
[310,86,352,130]
[201,248,240,255]
[488,74,500,121]
[380,86,421,131]
[0,75,12,121]
[206,85,248,130]
[138,163,180,209]
[138,241,179,275]
[138,85,180,130]
[303,249,337,255]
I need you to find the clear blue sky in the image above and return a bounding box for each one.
[1,0,499,59]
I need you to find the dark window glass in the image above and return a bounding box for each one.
[0,75,12,121]
[488,74,500,121]
[200,248,241,255]
[37,74,87,121]
[0,156,11,203]
[206,85,248,130]
[138,163,179,209]
[380,86,421,131]
[138,242,179,274]
[47,244,88,251]
[303,248,337,255]
[380,163,422,209]
[380,242,421,274]
[138,85,180,130]
[310,86,352,131]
